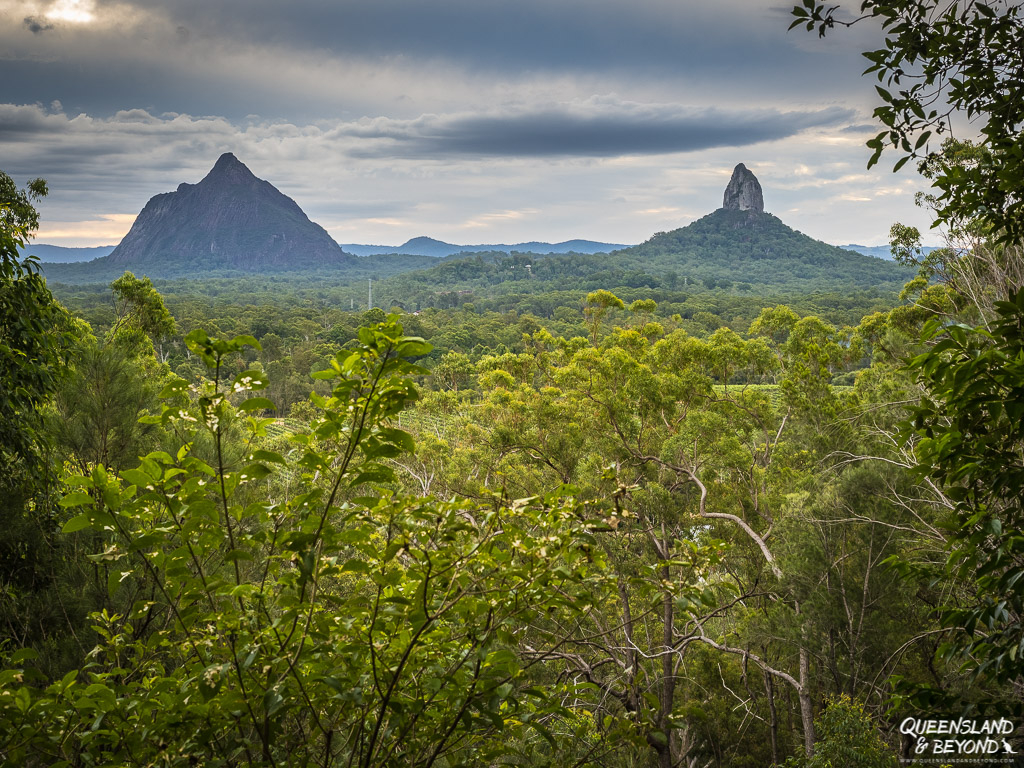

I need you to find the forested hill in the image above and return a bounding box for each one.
[21,243,116,263]
[42,250,437,284]
[376,207,914,300]
[621,207,912,287]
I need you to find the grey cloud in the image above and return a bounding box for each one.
[1,102,856,184]
[0,105,244,207]
[1,0,870,122]
[0,101,933,250]
[840,123,879,133]
[0,104,61,138]
[118,0,827,76]
[335,103,856,158]
[23,16,54,34]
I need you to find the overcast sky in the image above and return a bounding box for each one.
[1,0,944,248]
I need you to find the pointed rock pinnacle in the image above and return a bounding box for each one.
[723,163,764,213]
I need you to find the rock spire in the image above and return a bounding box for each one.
[722,163,764,213]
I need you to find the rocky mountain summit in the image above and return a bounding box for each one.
[103,153,354,272]
[609,160,913,291]
[722,163,764,213]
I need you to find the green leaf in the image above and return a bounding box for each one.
[233,369,269,391]
[239,463,272,481]
[263,688,284,716]
[62,514,94,533]
[350,467,395,487]
[158,378,190,398]
[59,491,94,508]
[397,338,432,357]
[120,468,154,488]
[10,648,38,665]
[238,397,276,413]
[251,449,286,465]
[231,334,261,351]
[379,427,416,453]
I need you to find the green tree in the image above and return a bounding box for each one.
[0,172,65,470]
[0,171,75,657]
[786,695,896,768]
[0,317,609,767]
[791,0,1024,240]
[584,289,625,344]
[52,272,177,475]
[889,139,1024,328]
[108,271,176,350]
[431,350,475,392]
[423,321,821,764]
[793,0,1024,704]
[906,293,1024,687]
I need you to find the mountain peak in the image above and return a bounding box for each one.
[402,236,450,248]
[203,152,259,186]
[212,152,242,170]
[102,154,354,273]
[723,163,764,213]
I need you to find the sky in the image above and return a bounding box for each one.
[1,0,945,248]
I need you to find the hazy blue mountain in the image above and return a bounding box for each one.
[839,243,940,261]
[21,244,117,263]
[341,236,630,258]
[32,235,626,267]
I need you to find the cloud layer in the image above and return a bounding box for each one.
[0,0,937,247]
[335,102,855,158]
[1,0,875,121]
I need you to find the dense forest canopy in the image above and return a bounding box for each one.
[2,2,1024,766]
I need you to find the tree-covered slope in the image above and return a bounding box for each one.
[374,209,914,300]
[623,208,911,287]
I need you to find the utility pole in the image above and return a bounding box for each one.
[368,279,373,310]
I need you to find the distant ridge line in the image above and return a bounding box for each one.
[340,237,631,258]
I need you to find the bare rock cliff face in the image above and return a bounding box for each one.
[722,163,764,213]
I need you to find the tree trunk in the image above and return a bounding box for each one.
[618,577,639,714]
[764,669,778,766]
[799,645,815,757]
[659,564,676,768]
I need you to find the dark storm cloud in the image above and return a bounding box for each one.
[335,103,856,158]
